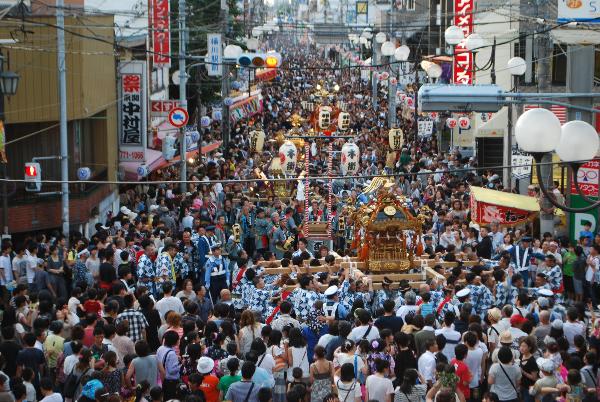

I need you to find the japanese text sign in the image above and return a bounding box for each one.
[207,34,222,77]
[453,0,474,84]
[119,61,147,162]
[152,0,171,66]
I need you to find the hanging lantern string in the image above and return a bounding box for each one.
[326,141,334,239]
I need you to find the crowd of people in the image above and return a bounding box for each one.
[0,40,600,402]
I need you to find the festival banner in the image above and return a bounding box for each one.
[229,95,263,124]
[453,0,474,84]
[255,69,278,82]
[152,0,171,66]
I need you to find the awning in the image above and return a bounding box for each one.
[155,141,222,169]
[470,186,539,226]
[475,107,507,138]
[119,148,163,181]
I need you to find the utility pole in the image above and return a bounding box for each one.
[372,41,379,110]
[178,0,187,193]
[57,0,69,239]
[221,0,231,150]
[535,0,554,236]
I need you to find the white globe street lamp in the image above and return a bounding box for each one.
[444,25,464,46]
[381,41,395,57]
[394,45,410,61]
[375,32,387,44]
[556,120,599,163]
[515,108,561,153]
[465,33,485,52]
[224,45,243,59]
[515,109,600,212]
[507,57,526,76]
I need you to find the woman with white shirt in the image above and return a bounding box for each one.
[336,363,362,402]
[334,340,367,381]
[287,327,309,383]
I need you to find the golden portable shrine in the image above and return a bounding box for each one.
[350,189,429,273]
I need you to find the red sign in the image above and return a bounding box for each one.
[255,69,278,82]
[470,193,535,226]
[570,159,600,197]
[168,107,189,128]
[453,0,474,84]
[151,100,181,114]
[152,0,170,66]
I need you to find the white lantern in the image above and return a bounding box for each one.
[338,112,351,131]
[200,116,212,127]
[279,141,297,175]
[446,118,458,129]
[249,130,266,152]
[318,107,331,130]
[341,143,360,175]
[388,128,404,150]
[445,25,464,46]
[390,77,398,85]
[380,72,390,80]
[77,167,91,181]
[458,116,471,130]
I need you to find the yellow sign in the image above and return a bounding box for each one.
[356,1,368,14]
[531,153,561,185]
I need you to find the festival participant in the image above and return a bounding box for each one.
[205,244,229,302]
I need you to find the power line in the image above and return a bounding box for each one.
[0,157,584,185]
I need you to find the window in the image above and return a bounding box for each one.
[405,0,415,10]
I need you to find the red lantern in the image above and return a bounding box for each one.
[446,118,458,129]
[458,116,471,129]
[429,112,438,119]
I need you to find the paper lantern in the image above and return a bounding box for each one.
[224,97,234,106]
[405,97,414,108]
[249,130,265,152]
[231,81,241,90]
[388,128,404,150]
[189,130,200,143]
[390,77,398,85]
[458,116,471,129]
[341,143,360,175]
[399,93,407,101]
[446,118,458,129]
[318,107,331,130]
[338,112,350,131]
[279,141,297,175]
[380,72,390,80]
[429,112,438,119]
[200,116,211,127]
[77,167,91,181]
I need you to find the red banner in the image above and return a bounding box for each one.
[570,159,600,198]
[470,194,535,226]
[152,0,171,66]
[255,69,278,82]
[453,0,473,84]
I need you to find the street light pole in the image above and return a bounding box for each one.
[178,0,187,193]
[57,0,69,240]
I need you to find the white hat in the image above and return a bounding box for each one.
[538,288,554,297]
[324,285,339,297]
[456,288,471,298]
[536,357,555,372]
[197,356,214,374]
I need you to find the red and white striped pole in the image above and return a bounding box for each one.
[303,142,310,238]
[326,141,334,238]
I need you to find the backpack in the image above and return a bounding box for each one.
[64,368,91,399]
